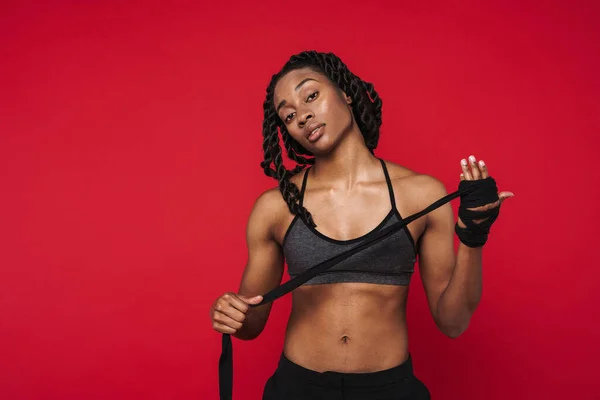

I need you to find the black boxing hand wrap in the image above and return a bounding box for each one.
[455,177,500,248]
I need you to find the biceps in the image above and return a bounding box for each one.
[238,238,285,296]
[238,192,285,297]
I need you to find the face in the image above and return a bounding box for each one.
[273,68,353,155]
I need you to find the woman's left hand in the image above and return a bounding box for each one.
[457,155,514,228]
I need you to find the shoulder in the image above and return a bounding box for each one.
[380,159,449,209]
[246,187,284,241]
[248,170,307,237]
[252,169,307,213]
[250,186,286,223]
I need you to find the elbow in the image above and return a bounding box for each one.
[443,325,467,339]
[438,318,471,339]
[436,303,478,339]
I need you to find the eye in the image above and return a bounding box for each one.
[285,112,295,123]
[307,91,319,101]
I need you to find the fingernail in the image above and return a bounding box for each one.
[461,159,467,166]
[479,160,485,167]
[469,155,476,163]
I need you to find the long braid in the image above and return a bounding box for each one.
[260,76,315,226]
[260,51,383,227]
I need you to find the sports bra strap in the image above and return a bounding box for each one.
[299,167,311,208]
[302,161,394,209]
[378,158,397,211]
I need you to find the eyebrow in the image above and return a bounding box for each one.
[276,78,319,113]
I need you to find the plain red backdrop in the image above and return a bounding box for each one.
[1,1,599,399]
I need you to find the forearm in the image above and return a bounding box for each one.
[436,244,483,337]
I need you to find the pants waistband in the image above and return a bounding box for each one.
[276,352,415,388]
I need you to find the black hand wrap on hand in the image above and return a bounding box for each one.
[455,177,500,248]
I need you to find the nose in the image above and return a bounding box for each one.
[297,109,313,127]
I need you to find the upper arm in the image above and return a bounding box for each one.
[237,189,285,320]
[416,176,457,326]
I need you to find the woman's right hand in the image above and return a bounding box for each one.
[210,292,264,335]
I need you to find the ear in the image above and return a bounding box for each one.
[338,87,352,105]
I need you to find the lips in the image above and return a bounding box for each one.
[305,123,325,142]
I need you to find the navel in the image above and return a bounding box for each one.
[340,335,350,344]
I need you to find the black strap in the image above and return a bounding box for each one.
[218,179,485,400]
[299,167,310,208]
[379,158,397,210]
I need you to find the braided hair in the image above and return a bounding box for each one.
[260,51,383,228]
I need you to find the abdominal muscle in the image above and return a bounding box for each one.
[282,282,410,373]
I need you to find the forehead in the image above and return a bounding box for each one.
[273,68,327,105]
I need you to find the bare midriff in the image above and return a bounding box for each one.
[283,282,410,373]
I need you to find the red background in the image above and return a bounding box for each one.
[1,1,599,399]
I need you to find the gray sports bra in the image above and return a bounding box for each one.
[282,158,418,286]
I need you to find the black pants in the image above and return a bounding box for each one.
[262,353,431,400]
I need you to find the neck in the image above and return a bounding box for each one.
[310,128,379,189]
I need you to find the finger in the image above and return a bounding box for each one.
[469,155,481,180]
[498,191,515,201]
[213,311,244,330]
[460,173,465,181]
[461,159,473,180]
[478,159,489,178]
[222,292,249,313]
[212,321,237,334]
[238,294,263,305]
[217,303,246,322]
[213,296,246,320]
[486,199,501,209]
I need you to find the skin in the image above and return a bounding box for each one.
[210,67,514,373]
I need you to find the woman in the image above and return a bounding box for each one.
[210,51,513,399]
